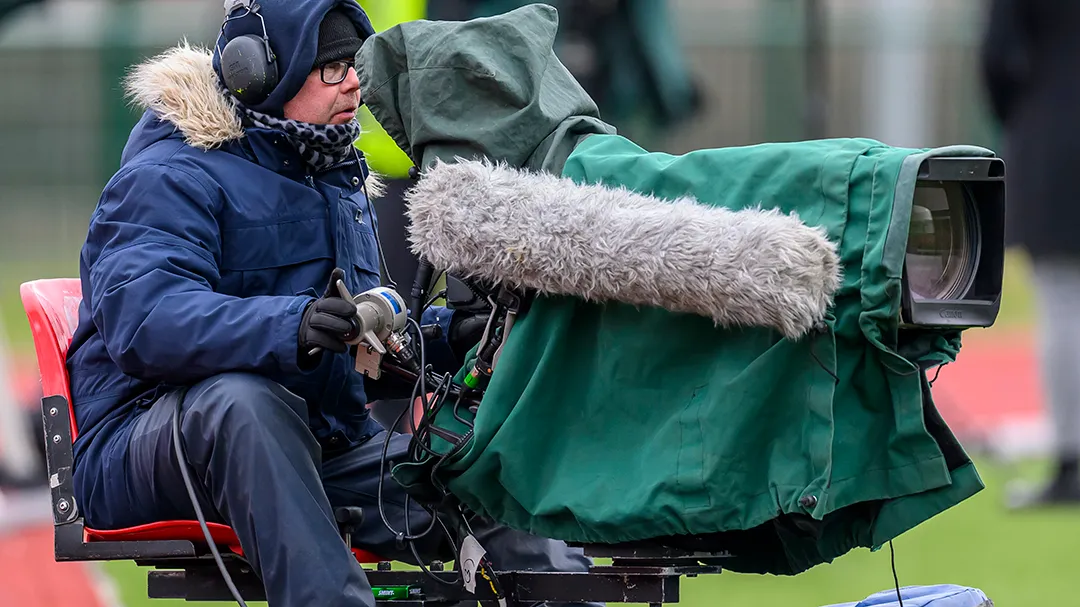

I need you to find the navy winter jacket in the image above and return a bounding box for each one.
[66,0,454,517]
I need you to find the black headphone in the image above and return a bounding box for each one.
[218,0,279,106]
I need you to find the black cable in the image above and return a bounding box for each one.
[428,432,472,500]
[372,308,480,590]
[374,323,451,545]
[458,512,506,601]
[409,367,450,438]
[477,557,507,602]
[412,404,463,462]
[172,393,248,607]
[928,363,948,387]
[406,377,453,462]
[408,318,430,412]
[404,497,462,587]
[452,394,475,430]
[402,493,442,544]
[355,148,397,291]
[370,369,461,587]
[890,541,904,607]
[412,375,454,456]
[376,403,434,542]
[403,319,430,454]
[402,317,471,464]
[424,289,448,310]
[436,511,459,551]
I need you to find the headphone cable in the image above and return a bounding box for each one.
[172,392,249,607]
[355,148,398,291]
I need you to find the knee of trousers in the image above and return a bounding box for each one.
[180,372,309,440]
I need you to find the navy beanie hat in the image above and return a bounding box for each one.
[314,8,364,67]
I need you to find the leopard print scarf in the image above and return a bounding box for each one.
[227,88,361,173]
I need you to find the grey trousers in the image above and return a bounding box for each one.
[1033,257,1080,458]
[103,372,601,607]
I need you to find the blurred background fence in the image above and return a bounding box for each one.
[0,0,999,316]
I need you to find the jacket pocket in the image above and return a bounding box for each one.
[340,192,382,292]
[220,217,334,296]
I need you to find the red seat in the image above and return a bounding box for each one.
[20,278,383,564]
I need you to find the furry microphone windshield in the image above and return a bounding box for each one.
[405,159,842,339]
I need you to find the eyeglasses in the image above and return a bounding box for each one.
[320,60,355,85]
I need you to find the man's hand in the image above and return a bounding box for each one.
[298,268,359,365]
[448,310,490,363]
[444,274,495,363]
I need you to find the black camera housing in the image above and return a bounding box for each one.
[900,157,1006,329]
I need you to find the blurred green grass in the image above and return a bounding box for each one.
[99,458,1078,607]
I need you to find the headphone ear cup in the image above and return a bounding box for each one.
[220,34,278,106]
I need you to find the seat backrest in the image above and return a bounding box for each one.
[20,278,83,439]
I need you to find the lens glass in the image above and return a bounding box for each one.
[906,182,978,300]
[321,60,351,85]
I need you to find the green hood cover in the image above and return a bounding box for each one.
[357,3,615,174]
[358,4,989,575]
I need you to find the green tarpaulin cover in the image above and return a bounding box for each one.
[358,3,989,575]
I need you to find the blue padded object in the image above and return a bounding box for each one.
[823,585,992,607]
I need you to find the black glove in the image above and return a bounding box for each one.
[448,310,490,363]
[298,268,359,366]
[444,274,495,362]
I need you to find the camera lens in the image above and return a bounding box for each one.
[905,182,979,301]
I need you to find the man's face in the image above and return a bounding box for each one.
[282,60,361,125]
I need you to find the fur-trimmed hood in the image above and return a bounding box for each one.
[123,42,245,151]
[122,42,383,195]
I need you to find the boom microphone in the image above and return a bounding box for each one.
[404,159,842,339]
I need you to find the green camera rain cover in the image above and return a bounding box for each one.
[358,3,992,575]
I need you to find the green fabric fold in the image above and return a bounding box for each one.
[358,3,990,575]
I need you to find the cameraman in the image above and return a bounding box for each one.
[65,1,598,605]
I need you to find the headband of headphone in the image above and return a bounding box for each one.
[217,0,279,106]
